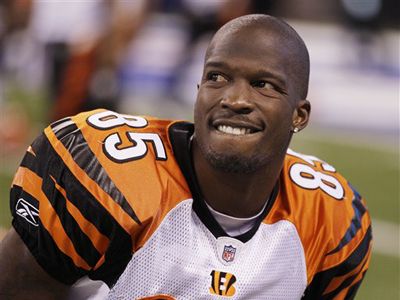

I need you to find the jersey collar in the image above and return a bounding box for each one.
[168,122,279,243]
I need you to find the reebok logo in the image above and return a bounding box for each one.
[16,198,39,226]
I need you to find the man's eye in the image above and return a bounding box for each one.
[207,73,227,82]
[253,81,275,90]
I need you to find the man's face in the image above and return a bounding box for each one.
[193,28,309,173]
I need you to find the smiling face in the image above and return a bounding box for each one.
[193,15,310,173]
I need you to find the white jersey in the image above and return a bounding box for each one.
[108,199,306,299]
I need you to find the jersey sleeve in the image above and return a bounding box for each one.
[283,150,373,300]
[302,183,372,299]
[10,113,137,286]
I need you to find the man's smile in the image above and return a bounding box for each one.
[217,125,253,135]
[211,118,263,137]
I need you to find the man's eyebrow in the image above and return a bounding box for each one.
[205,60,287,87]
[204,60,231,70]
[256,70,287,89]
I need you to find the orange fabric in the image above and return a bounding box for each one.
[324,243,372,295]
[93,254,106,271]
[36,109,371,291]
[323,206,371,270]
[44,125,141,236]
[265,151,372,285]
[12,167,91,270]
[71,110,192,251]
[50,175,110,255]
[326,268,369,300]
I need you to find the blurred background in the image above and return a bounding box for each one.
[0,0,398,298]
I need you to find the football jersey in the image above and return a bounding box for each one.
[10,109,372,299]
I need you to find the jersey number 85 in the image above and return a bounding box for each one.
[87,111,167,163]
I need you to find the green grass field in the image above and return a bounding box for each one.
[0,122,398,298]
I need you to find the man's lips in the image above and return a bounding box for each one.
[211,119,263,136]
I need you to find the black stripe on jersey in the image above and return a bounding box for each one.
[43,135,133,246]
[20,134,51,176]
[168,122,279,243]
[327,191,367,255]
[321,260,368,299]
[45,135,136,285]
[51,117,78,143]
[15,132,134,285]
[44,162,133,286]
[41,176,101,267]
[344,272,366,300]
[50,120,141,225]
[302,225,372,300]
[88,229,133,287]
[20,133,121,245]
[12,215,87,285]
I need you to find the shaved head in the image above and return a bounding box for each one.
[194,13,312,177]
[206,14,310,99]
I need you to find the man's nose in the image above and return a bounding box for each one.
[220,80,254,114]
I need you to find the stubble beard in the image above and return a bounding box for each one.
[200,144,270,174]
[195,131,293,175]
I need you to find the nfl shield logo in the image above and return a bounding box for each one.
[222,245,236,262]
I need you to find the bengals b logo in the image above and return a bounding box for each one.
[209,270,237,297]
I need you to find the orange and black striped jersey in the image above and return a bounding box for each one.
[10,109,372,299]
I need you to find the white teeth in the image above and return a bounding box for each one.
[217,125,252,135]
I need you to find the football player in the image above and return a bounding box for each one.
[0,14,371,299]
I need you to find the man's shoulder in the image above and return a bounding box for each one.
[14,109,193,269]
[44,109,189,161]
[51,109,181,139]
[278,148,365,218]
[272,148,371,274]
[272,147,370,243]
[39,109,192,209]
[282,148,349,201]
[276,149,372,287]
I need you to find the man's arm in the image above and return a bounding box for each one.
[0,228,70,300]
[302,226,372,299]
[302,184,373,299]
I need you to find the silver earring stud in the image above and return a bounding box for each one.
[293,127,299,133]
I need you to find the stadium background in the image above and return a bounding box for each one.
[0,0,398,298]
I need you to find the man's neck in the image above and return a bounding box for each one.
[191,141,284,218]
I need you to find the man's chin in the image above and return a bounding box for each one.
[204,151,265,174]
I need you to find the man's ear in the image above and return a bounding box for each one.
[292,99,311,132]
